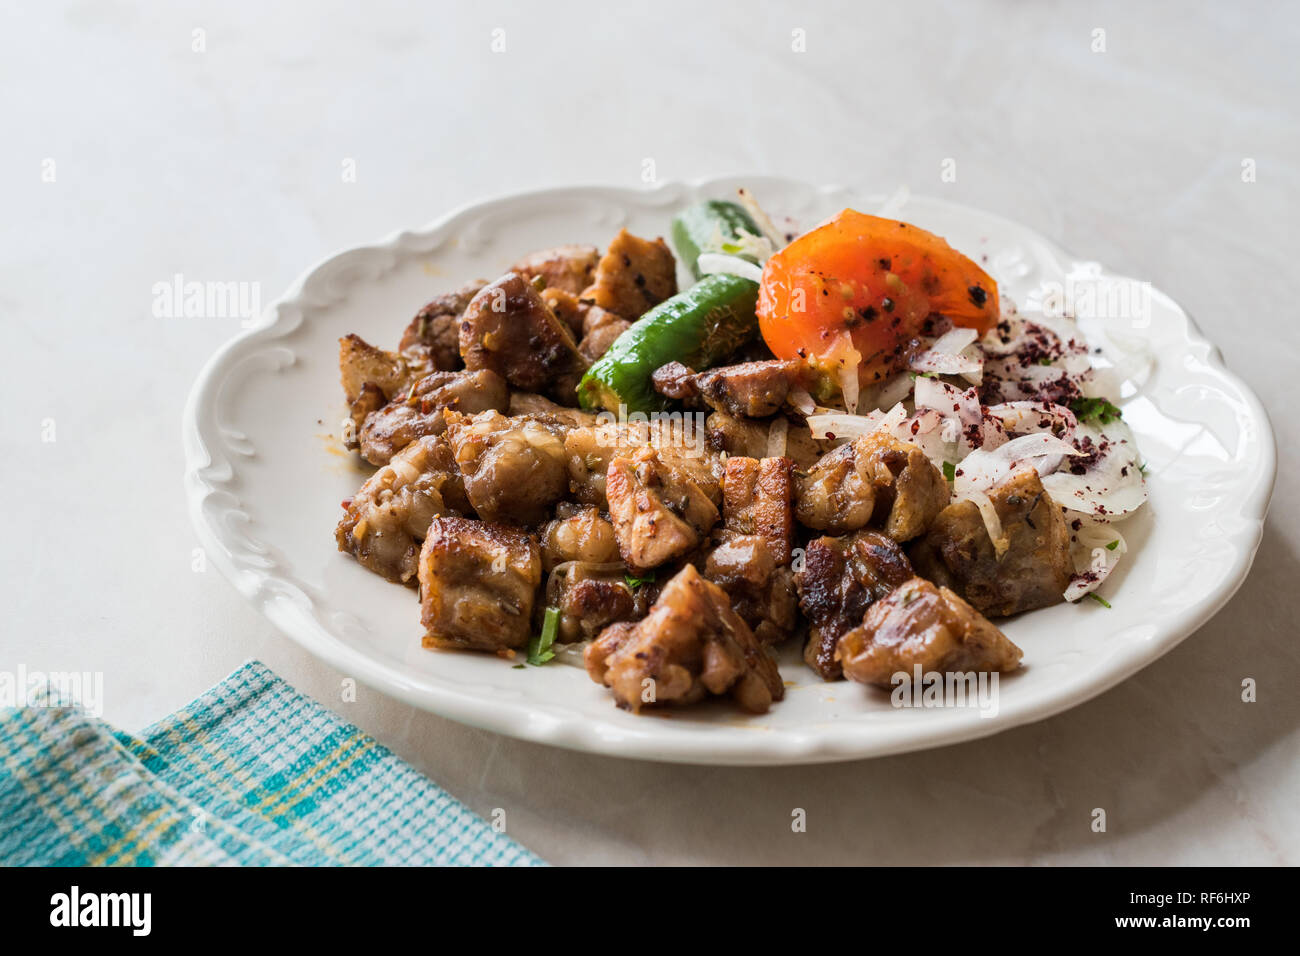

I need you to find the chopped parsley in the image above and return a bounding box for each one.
[1070,397,1123,425]
[1087,592,1112,609]
[526,606,561,666]
[942,461,957,482]
[624,570,656,590]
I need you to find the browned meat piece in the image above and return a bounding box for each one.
[705,410,768,458]
[782,424,831,471]
[710,455,798,643]
[338,333,433,405]
[399,280,486,371]
[694,360,799,418]
[795,530,915,680]
[580,302,626,338]
[418,517,541,652]
[564,419,722,510]
[356,369,508,465]
[705,537,799,645]
[335,435,466,584]
[837,577,1023,687]
[793,440,875,534]
[565,424,624,507]
[506,391,599,428]
[459,273,588,403]
[444,410,569,526]
[510,244,599,296]
[579,229,677,320]
[578,317,630,363]
[651,361,700,402]
[549,565,640,643]
[584,565,784,714]
[909,470,1072,617]
[540,288,585,340]
[344,382,386,451]
[539,505,620,571]
[795,432,947,540]
[606,446,720,573]
[720,456,793,565]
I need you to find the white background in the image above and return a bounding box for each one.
[2,1,1296,864]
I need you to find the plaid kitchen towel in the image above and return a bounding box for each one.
[0,661,544,866]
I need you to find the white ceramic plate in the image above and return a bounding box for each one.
[183,176,1275,765]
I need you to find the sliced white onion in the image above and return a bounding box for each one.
[909,327,984,379]
[787,387,816,416]
[914,377,1005,454]
[1041,420,1147,521]
[954,433,1084,495]
[856,372,914,414]
[806,402,907,441]
[552,641,592,668]
[963,489,1009,558]
[1064,524,1128,601]
[766,415,788,458]
[696,252,764,283]
[915,376,981,426]
[737,187,788,249]
[986,401,1078,472]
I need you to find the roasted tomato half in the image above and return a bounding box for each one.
[758,209,999,393]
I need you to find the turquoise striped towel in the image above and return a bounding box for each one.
[0,661,543,866]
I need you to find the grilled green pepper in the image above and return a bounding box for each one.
[671,200,762,279]
[576,273,760,413]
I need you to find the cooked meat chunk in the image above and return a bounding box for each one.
[837,577,1024,687]
[705,410,769,458]
[584,565,784,713]
[706,456,798,643]
[651,361,700,402]
[357,369,508,465]
[795,530,915,680]
[782,424,832,471]
[510,244,599,296]
[338,333,432,405]
[541,288,585,340]
[444,410,569,526]
[705,537,799,645]
[335,435,465,584]
[578,317,630,363]
[549,565,640,643]
[794,440,876,534]
[539,505,619,571]
[694,360,799,418]
[418,517,541,652]
[345,382,386,451]
[579,229,677,320]
[459,272,588,402]
[399,280,486,371]
[720,456,794,565]
[795,432,947,540]
[606,446,720,573]
[909,470,1072,617]
[507,391,599,428]
[580,301,626,338]
[565,419,722,510]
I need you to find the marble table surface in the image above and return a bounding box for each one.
[2,1,1295,864]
